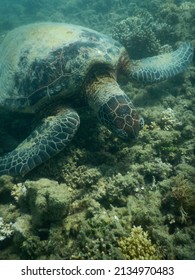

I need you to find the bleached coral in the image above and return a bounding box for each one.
[11,183,27,202]
[160,108,176,130]
[0,217,13,242]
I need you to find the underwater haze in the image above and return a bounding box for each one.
[0,0,195,260]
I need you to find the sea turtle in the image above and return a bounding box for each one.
[0,22,193,176]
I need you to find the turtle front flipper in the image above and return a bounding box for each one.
[130,42,194,83]
[0,108,80,176]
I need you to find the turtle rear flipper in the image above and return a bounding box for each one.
[130,42,194,83]
[0,108,80,176]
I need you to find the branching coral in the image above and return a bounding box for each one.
[159,1,195,41]
[171,175,195,223]
[0,217,13,243]
[117,226,161,259]
[160,108,176,131]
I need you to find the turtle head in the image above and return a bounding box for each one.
[85,73,144,139]
[98,94,144,139]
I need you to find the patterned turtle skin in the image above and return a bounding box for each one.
[0,22,193,176]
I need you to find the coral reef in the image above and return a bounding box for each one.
[117,226,161,260]
[112,11,171,59]
[159,1,195,42]
[163,175,195,224]
[0,217,13,246]
[13,179,74,227]
[160,108,176,131]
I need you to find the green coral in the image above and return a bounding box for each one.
[163,175,195,224]
[118,226,161,260]
[105,171,145,206]
[23,179,74,227]
[159,1,195,41]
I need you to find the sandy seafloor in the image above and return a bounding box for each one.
[0,0,195,259]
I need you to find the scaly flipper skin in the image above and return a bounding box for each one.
[0,108,80,176]
[130,42,194,83]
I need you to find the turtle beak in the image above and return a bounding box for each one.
[112,110,144,139]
